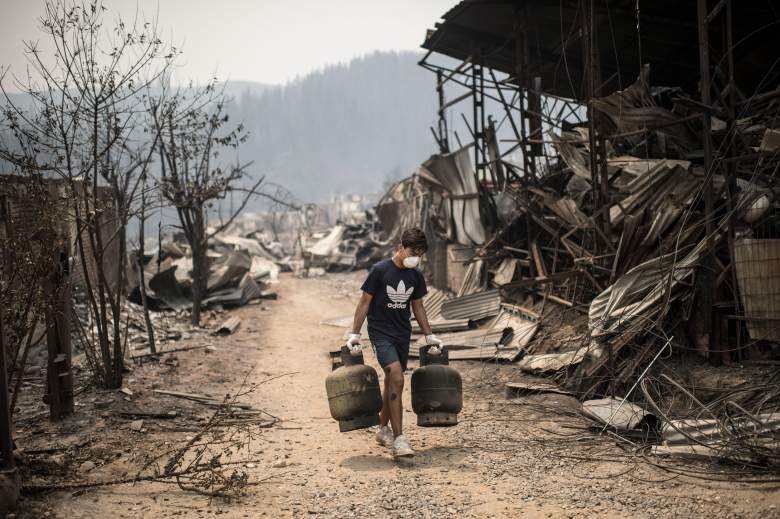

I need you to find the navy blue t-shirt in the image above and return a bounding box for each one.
[361,258,428,343]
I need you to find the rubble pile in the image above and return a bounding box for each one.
[303,213,386,274]
[127,230,281,313]
[376,72,780,384]
[367,0,780,468]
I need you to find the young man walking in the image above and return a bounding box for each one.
[346,227,442,458]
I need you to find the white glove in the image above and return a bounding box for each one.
[425,334,443,355]
[345,333,362,355]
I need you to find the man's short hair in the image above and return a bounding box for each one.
[401,227,428,253]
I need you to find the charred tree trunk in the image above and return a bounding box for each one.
[0,306,16,470]
[137,184,156,354]
[44,242,74,418]
[110,219,126,388]
[189,210,207,327]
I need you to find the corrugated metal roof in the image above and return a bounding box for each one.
[413,327,504,348]
[517,349,587,374]
[422,287,450,321]
[422,1,777,100]
[440,289,500,321]
[409,306,534,362]
[496,310,538,349]
[411,318,471,334]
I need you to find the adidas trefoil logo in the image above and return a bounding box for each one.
[386,280,413,309]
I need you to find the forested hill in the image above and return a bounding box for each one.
[226,51,439,203]
[1,52,442,205]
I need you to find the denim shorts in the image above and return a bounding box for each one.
[371,337,410,371]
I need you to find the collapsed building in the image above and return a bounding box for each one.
[370,1,780,461]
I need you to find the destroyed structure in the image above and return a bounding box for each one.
[2,1,780,505]
[119,0,780,467]
[365,1,780,464]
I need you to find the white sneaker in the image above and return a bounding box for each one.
[375,425,393,447]
[392,434,414,458]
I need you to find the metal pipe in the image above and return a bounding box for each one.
[438,90,472,114]
[436,70,450,153]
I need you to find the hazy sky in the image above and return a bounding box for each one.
[1,0,455,88]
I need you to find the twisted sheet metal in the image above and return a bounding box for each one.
[441,289,501,321]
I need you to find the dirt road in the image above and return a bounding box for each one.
[28,273,780,518]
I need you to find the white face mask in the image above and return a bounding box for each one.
[402,256,420,269]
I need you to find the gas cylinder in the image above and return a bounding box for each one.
[411,345,463,426]
[325,346,382,432]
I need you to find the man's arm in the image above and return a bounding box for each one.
[411,298,432,336]
[351,291,373,335]
[412,298,443,353]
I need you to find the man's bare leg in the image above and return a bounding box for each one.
[384,361,404,436]
[379,367,391,427]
